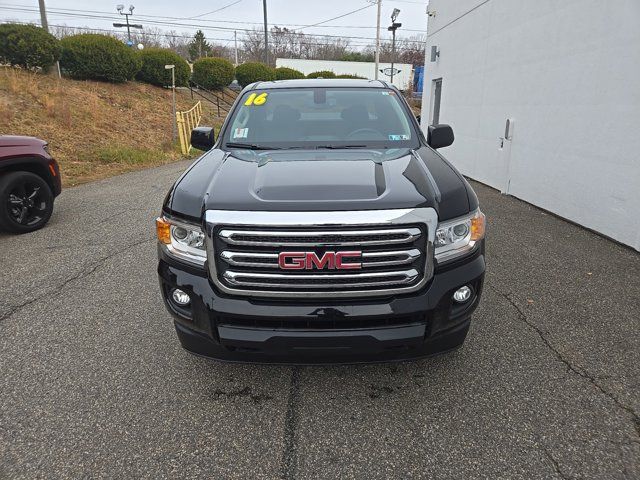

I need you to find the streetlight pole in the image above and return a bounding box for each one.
[114,5,142,46]
[387,9,401,85]
[165,65,177,143]
[373,0,381,80]
[262,0,269,64]
[390,28,396,83]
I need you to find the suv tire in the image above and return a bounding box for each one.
[0,171,54,234]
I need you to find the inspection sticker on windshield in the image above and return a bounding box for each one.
[389,134,409,140]
[233,128,249,139]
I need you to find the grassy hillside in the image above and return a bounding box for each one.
[0,68,225,186]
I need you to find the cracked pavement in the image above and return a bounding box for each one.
[1,161,639,479]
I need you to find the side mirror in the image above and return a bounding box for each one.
[191,127,215,151]
[427,124,454,149]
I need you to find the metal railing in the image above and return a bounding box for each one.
[176,101,203,155]
[188,80,238,117]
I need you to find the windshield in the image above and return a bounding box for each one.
[222,87,419,150]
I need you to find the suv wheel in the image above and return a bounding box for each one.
[0,171,54,234]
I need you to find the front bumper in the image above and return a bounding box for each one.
[158,246,485,364]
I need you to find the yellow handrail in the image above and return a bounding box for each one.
[176,101,203,155]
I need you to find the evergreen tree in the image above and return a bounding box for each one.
[188,30,211,61]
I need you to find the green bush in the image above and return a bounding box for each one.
[60,34,141,83]
[274,67,305,80]
[0,23,61,71]
[235,62,276,87]
[191,57,234,90]
[336,74,366,79]
[306,70,336,79]
[136,48,190,87]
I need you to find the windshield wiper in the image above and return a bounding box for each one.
[315,145,368,149]
[225,142,280,150]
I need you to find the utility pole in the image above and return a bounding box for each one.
[38,0,49,31]
[262,0,269,64]
[373,0,382,80]
[234,30,238,66]
[39,0,61,78]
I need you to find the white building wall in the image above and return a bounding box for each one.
[421,0,640,250]
[276,58,413,90]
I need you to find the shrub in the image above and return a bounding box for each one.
[60,34,141,83]
[336,74,367,79]
[235,62,276,87]
[191,57,234,90]
[136,48,190,87]
[274,67,305,80]
[0,23,61,71]
[306,70,336,79]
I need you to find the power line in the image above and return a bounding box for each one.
[40,23,236,43]
[297,4,374,31]
[14,21,421,50]
[0,4,427,40]
[427,0,490,38]
[186,0,243,20]
[1,2,426,32]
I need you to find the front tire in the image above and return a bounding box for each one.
[0,171,54,234]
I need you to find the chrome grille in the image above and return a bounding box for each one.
[205,209,438,299]
[219,228,421,246]
[220,249,421,268]
[223,269,420,288]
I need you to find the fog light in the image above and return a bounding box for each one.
[453,286,472,303]
[171,288,190,306]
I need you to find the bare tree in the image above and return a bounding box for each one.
[397,35,426,66]
[165,30,191,59]
[242,27,352,64]
[129,27,165,49]
[363,35,426,66]
[50,24,112,39]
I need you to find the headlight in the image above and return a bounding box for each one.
[156,216,206,266]
[434,209,485,262]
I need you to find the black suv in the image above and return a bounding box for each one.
[157,79,485,363]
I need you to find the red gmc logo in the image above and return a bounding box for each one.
[278,251,362,270]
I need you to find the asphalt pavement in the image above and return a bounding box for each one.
[1,161,638,479]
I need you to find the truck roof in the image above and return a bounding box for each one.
[247,78,393,90]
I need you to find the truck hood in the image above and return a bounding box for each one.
[166,147,472,221]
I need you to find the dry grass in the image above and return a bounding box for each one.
[0,67,225,187]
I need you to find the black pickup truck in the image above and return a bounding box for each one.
[157,79,485,363]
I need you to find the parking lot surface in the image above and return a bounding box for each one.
[1,161,638,479]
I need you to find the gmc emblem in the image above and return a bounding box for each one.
[278,251,362,270]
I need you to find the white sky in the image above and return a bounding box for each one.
[1,0,429,48]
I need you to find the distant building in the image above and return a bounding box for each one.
[421,0,640,250]
[276,58,414,90]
